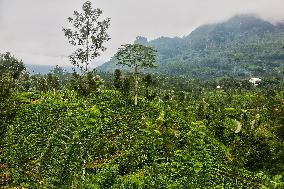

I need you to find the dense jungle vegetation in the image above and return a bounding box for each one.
[98,15,284,79]
[1,52,284,188]
[1,2,284,189]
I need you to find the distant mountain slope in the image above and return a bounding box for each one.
[97,15,284,79]
[26,64,74,75]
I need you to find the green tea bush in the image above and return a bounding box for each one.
[2,88,283,188]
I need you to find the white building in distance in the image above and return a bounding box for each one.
[249,78,261,86]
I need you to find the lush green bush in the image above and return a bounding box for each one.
[2,87,283,188]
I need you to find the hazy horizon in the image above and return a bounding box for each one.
[0,0,283,67]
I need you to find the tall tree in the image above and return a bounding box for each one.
[63,1,110,71]
[0,52,25,79]
[113,69,123,90]
[143,74,154,99]
[0,52,24,144]
[115,44,156,105]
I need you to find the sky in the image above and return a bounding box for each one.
[0,0,283,67]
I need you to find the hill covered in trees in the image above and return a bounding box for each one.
[97,15,284,79]
[1,3,284,188]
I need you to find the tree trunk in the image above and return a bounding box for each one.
[134,65,138,106]
[85,18,90,72]
[82,159,86,189]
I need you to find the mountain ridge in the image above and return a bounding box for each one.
[97,14,284,79]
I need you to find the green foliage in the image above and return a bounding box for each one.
[143,74,154,99]
[115,44,157,69]
[113,69,123,91]
[25,66,71,92]
[1,14,284,188]
[50,65,68,86]
[30,74,49,92]
[0,74,16,140]
[0,52,25,79]
[121,76,131,97]
[97,15,284,80]
[0,52,25,152]
[16,70,32,92]
[2,86,283,188]
[63,1,110,71]
[115,43,157,105]
[69,71,104,96]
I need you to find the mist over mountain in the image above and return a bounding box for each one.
[26,64,74,75]
[97,14,284,79]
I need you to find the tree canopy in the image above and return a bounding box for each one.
[0,52,25,79]
[115,44,156,69]
[115,44,156,105]
[63,1,110,71]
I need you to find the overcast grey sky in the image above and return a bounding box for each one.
[0,0,283,67]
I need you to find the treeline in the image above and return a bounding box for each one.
[1,2,284,188]
[97,15,284,79]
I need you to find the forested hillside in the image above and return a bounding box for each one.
[97,15,284,79]
[1,49,284,189]
[1,71,284,188]
[1,2,284,188]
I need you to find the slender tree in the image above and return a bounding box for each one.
[122,76,131,96]
[63,2,110,186]
[115,44,156,105]
[63,1,110,71]
[113,69,123,90]
[143,74,153,99]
